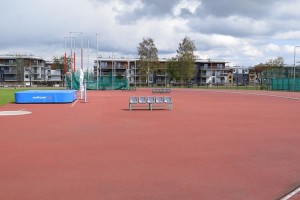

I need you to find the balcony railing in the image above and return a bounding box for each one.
[4,70,17,74]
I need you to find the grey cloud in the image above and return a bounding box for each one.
[188,16,273,38]
[187,0,300,38]
[115,0,182,23]
[196,0,286,19]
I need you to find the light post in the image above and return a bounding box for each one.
[96,33,99,90]
[293,45,299,91]
[112,52,114,90]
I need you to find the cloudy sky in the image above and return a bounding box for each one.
[1,0,300,67]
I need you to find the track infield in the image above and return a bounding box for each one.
[0,88,300,200]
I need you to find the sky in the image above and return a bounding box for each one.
[1,0,300,68]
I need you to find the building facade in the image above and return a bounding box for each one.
[230,66,250,85]
[0,54,63,86]
[94,57,229,86]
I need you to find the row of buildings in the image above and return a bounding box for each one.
[94,57,251,86]
[0,54,252,87]
[0,55,63,86]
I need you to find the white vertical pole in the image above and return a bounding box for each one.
[84,79,87,102]
[96,33,99,90]
[81,33,83,70]
[127,58,129,89]
[99,57,101,90]
[112,52,114,90]
[293,46,299,91]
[87,40,89,81]
[134,59,136,88]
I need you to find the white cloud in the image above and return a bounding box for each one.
[273,31,300,40]
[1,0,300,67]
[265,44,281,52]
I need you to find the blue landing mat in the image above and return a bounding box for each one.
[15,90,77,104]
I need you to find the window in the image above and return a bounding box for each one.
[217,64,223,69]
[100,62,107,68]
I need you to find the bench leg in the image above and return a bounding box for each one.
[168,103,172,111]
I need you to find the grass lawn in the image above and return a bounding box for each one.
[0,87,65,106]
[0,88,27,106]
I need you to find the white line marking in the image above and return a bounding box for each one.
[280,186,300,200]
[0,110,32,116]
[71,99,79,107]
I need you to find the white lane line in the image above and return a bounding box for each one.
[280,186,300,200]
[71,99,79,107]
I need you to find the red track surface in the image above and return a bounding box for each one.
[1,88,300,200]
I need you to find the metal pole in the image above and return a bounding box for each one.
[84,79,87,103]
[96,33,99,90]
[87,39,89,81]
[112,52,114,90]
[127,58,129,89]
[70,32,73,73]
[81,33,83,70]
[99,57,101,90]
[293,46,299,91]
[135,59,136,88]
[70,32,83,70]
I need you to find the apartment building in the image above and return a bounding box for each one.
[229,66,250,85]
[94,57,229,86]
[0,54,63,86]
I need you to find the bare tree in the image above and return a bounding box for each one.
[266,56,285,67]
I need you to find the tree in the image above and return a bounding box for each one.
[23,58,32,86]
[137,37,158,85]
[52,55,71,72]
[176,36,196,83]
[252,63,266,85]
[266,56,285,67]
[14,54,25,83]
[166,57,180,82]
[253,57,285,85]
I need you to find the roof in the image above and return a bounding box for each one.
[0,54,44,60]
[95,57,229,64]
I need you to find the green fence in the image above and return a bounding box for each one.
[66,71,128,90]
[271,78,300,91]
[263,67,300,91]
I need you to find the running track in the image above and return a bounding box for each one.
[0,88,300,200]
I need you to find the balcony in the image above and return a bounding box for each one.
[217,73,228,77]
[4,70,17,74]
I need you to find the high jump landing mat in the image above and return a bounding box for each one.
[15,90,77,104]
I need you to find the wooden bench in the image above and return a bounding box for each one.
[129,96,172,111]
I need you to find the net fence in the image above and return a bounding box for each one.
[263,67,300,91]
[66,71,128,90]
